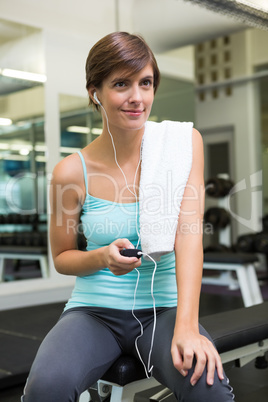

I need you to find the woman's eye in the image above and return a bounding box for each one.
[142,79,153,87]
[115,82,126,88]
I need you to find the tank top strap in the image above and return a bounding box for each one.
[77,151,88,194]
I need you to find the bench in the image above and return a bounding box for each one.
[83,302,268,401]
[0,245,49,282]
[0,302,267,401]
[202,252,263,307]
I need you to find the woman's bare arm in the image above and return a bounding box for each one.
[171,129,224,386]
[49,154,141,276]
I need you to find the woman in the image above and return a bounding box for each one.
[22,32,234,401]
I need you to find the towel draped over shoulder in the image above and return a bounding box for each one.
[139,120,193,260]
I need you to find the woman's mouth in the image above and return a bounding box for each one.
[122,109,144,117]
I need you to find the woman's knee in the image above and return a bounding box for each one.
[22,365,81,402]
[160,368,235,402]
[176,372,235,402]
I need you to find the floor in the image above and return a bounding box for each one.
[0,274,268,401]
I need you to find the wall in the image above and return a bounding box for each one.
[195,29,268,237]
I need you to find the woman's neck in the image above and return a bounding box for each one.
[98,123,145,165]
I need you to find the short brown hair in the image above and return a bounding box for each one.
[85,31,160,108]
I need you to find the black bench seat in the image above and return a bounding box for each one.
[1,302,268,392]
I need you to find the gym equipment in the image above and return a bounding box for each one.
[254,232,268,254]
[236,232,268,254]
[205,177,234,198]
[0,245,49,282]
[0,213,38,225]
[0,213,48,281]
[202,252,263,307]
[236,233,256,253]
[85,302,268,401]
[204,176,233,255]
[262,215,268,232]
[204,207,231,231]
[236,231,268,275]
[204,244,232,253]
[0,302,267,401]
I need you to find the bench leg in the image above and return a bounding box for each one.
[0,257,4,282]
[235,263,263,307]
[79,391,91,401]
[39,256,49,278]
[235,265,254,307]
[87,377,161,402]
[246,263,263,305]
[110,377,160,402]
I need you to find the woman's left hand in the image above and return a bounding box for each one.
[171,326,224,387]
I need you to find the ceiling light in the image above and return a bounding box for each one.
[238,1,268,13]
[1,68,47,83]
[0,143,9,150]
[91,128,103,135]
[60,146,81,154]
[35,155,47,162]
[35,144,47,152]
[10,144,33,152]
[19,148,30,156]
[2,154,29,161]
[187,0,268,29]
[0,118,12,126]
[66,126,90,134]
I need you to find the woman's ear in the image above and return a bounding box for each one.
[88,87,98,105]
[87,87,100,111]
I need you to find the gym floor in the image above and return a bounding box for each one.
[0,279,268,402]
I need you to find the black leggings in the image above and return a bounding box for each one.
[22,306,235,401]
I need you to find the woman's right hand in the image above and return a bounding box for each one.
[103,238,142,276]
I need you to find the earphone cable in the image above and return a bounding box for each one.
[100,101,157,378]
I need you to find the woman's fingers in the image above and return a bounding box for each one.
[215,348,225,382]
[190,338,224,386]
[171,343,188,377]
[105,238,142,275]
[173,334,225,387]
[181,347,194,372]
[190,350,207,386]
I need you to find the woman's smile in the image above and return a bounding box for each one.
[121,108,144,118]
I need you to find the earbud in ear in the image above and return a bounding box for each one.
[93,92,101,105]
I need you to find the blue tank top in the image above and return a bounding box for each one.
[64,151,177,311]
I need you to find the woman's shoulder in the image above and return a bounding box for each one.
[51,152,83,186]
[192,127,203,149]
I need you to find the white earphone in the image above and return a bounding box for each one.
[93,91,101,105]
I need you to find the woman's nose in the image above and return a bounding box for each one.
[128,85,142,103]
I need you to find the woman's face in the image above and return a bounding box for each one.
[96,63,155,133]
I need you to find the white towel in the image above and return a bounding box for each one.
[139,120,193,260]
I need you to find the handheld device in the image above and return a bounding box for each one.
[120,248,142,258]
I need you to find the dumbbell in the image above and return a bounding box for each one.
[236,233,256,253]
[263,215,268,232]
[204,207,231,230]
[204,244,232,253]
[254,232,268,254]
[236,232,268,254]
[7,213,21,224]
[206,177,234,198]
